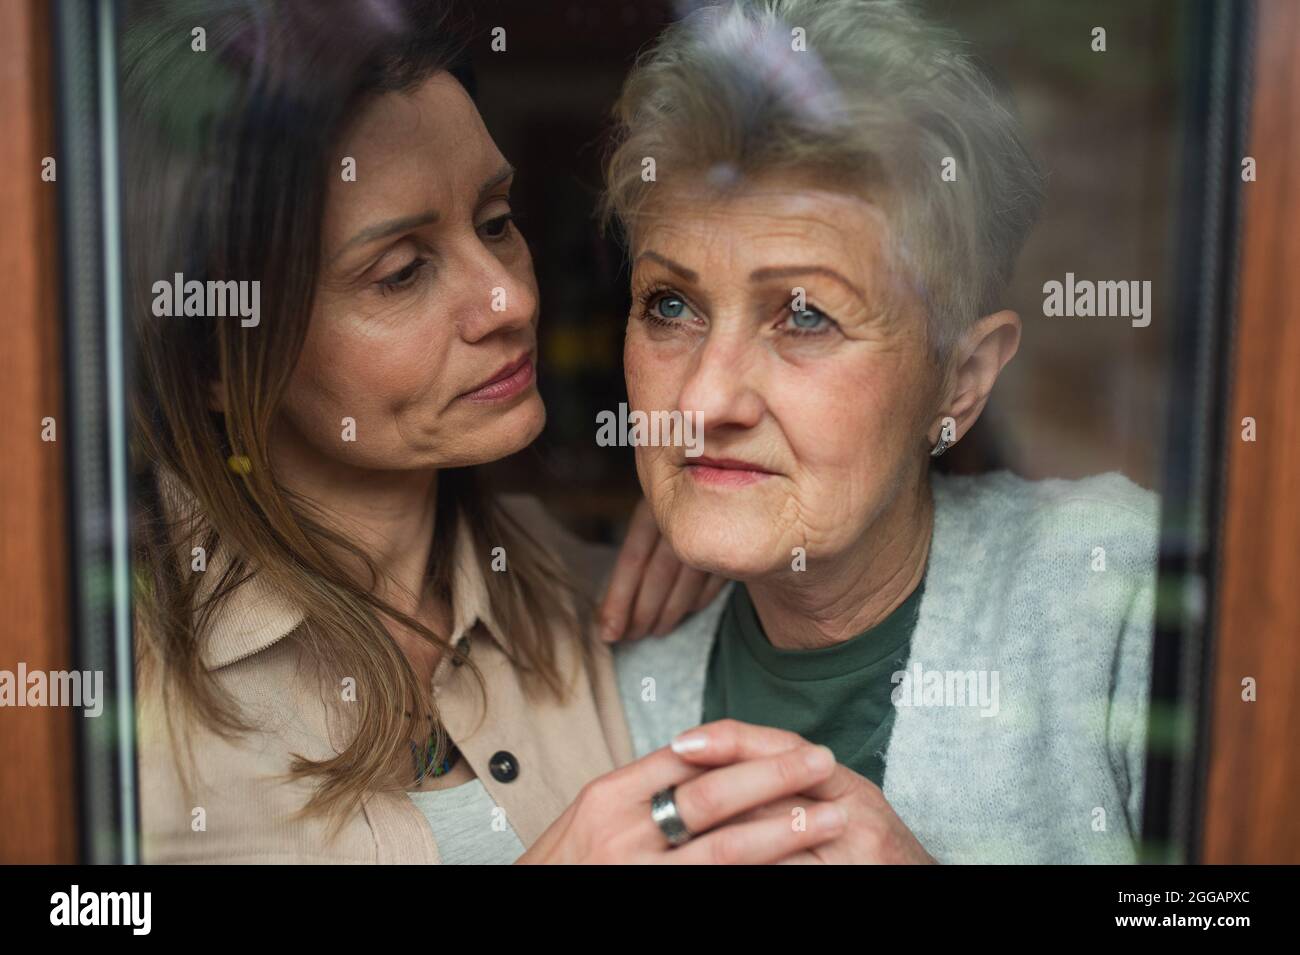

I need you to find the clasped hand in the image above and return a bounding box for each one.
[518,719,935,864]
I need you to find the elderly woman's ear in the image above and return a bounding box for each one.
[930,309,1022,451]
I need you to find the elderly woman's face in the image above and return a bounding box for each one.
[624,175,941,578]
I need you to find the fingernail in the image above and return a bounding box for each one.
[671,733,708,754]
[599,622,618,642]
[805,745,834,772]
[812,804,848,829]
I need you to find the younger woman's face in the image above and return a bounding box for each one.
[278,72,544,475]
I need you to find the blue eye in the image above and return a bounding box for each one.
[655,296,687,319]
[786,307,832,334]
[637,287,696,328]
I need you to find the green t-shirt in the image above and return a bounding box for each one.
[701,577,925,788]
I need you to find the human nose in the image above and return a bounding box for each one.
[455,242,536,344]
[676,328,765,432]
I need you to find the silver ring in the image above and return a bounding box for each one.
[650,786,693,847]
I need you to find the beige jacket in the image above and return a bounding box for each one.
[137,495,633,863]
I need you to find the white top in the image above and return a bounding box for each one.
[407,780,526,865]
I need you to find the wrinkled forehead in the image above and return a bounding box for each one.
[630,171,898,294]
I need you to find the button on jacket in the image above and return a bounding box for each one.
[137,492,634,863]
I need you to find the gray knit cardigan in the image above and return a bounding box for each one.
[614,469,1159,864]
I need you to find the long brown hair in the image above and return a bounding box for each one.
[124,0,582,824]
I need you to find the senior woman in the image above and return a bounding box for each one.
[606,0,1158,863]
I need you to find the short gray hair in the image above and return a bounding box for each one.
[601,0,1045,355]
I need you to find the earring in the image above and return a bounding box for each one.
[929,430,954,458]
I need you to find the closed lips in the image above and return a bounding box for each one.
[687,457,775,473]
[685,457,778,486]
[461,352,533,400]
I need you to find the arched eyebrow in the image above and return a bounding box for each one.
[635,250,698,283]
[333,211,440,264]
[330,163,515,265]
[749,265,866,303]
[632,252,866,304]
[476,163,515,204]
